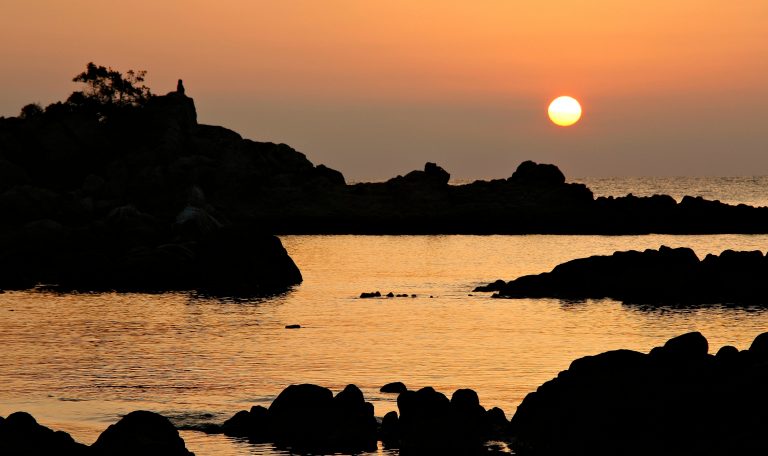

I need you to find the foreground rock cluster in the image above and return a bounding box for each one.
[7,332,768,455]
[0,410,192,455]
[214,383,508,454]
[478,246,768,304]
[510,331,768,455]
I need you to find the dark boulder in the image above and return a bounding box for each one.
[91,410,193,456]
[267,383,334,446]
[748,332,768,359]
[380,411,400,446]
[195,225,302,294]
[380,381,408,394]
[484,246,768,305]
[508,160,565,186]
[221,405,269,441]
[484,407,508,440]
[395,386,505,454]
[661,331,708,356]
[267,383,377,451]
[330,384,378,449]
[0,411,89,455]
[509,332,768,455]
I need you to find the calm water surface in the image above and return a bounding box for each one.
[449,175,768,207]
[575,176,768,207]
[2,234,768,455]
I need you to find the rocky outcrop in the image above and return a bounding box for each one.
[380,386,509,454]
[5,80,768,246]
[91,410,194,456]
[6,76,768,294]
[0,410,193,455]
[380,381,408,394]
[0,90,306,294]
[509,332,768,455]
[0,411,90,455]
[217,383,509,454]
[220,383,377,452]
[479,246,768,304]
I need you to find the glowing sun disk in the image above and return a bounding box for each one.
[548,96,582,127]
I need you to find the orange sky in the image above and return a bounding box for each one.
[2,1,767,179]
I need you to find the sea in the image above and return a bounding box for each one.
[3,176,768,455]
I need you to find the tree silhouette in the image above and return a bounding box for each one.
[71,62,151,108]
[19,103,43,119]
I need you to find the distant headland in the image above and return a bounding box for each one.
[477,246,768,305]
[2,64,768,292]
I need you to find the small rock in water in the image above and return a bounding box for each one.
[380,381,408,394]
[285,324,301,329]
[386,292,395,298]
[411,294,417,298]
[359,291,381,298]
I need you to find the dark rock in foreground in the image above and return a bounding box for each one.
[384,386,510,454]
[0,411,90,455]
[92,410,194,456]
[219,383,509,454]
[509,331,768,455]
[0,410,193,456]
[479,246,768,304]
[222,383,377,452]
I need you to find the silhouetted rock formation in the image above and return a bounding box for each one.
[215,383,509,454]
[0,411,90,455]
[0,410,193,455]
[382,386,510,454]
[220,383,377,452]
[0,84,306,294]
[5,73,768,294]
[478,246,768,304]
[380,381,408,394]
[92,410,194,456]
[509,331,768,455]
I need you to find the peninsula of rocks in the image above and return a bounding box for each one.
[477,246,768,304]
[4,64,768,293]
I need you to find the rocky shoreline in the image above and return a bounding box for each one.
[477,246,768,304]
[4,68,768,293]
[6,331,768,455]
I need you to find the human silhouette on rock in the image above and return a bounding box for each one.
[176,79,185,95]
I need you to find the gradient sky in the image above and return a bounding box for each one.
[1,1,767,180]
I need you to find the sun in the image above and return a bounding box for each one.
[548,96,582,127]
